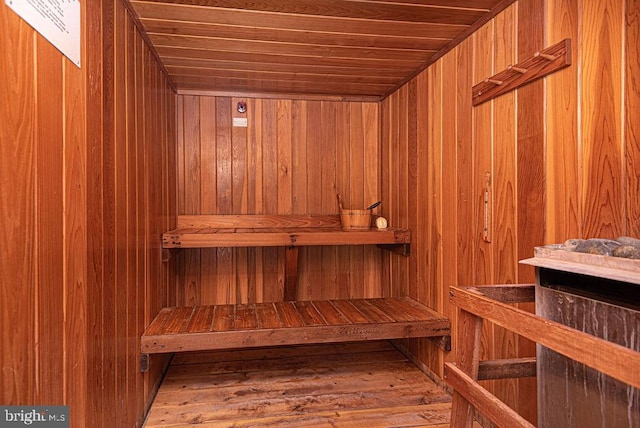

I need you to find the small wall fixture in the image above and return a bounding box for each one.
[237,101,247,113]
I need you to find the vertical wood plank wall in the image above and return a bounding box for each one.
[175,97,383,305]
[382,0,640,423]
[0,1,176,427]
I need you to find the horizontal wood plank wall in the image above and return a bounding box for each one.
[176,96,382,305]
[0,1,176,427]
[381,0,640,424]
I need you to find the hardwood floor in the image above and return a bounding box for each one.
[144,341,452,427]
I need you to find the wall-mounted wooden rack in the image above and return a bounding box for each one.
[472,38,571,106]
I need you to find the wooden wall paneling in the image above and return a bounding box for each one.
[539,0,579,418]
[175,95,186,305]
[125,14,140,427]
[235,97,250,301]
[405,68,425,369]
[516,0,545,279]
[102,1,117,422]
[407,79,419,303]
[114,4,128,424]
[320,102,338,300]
[166,69,178,305]
[291,100,308,215]
[2,0,176,424]
[261,99,282,302]
[63,28,89,426]
[470,20,498,407]
[380,98,392,298]
[452,36,474,381]
[199,97,218,214]
[423,61,444,372]
[135,30,149,410]
[336,102,352,299]
[161,70,173,312]
[390,88,404,299]
[545,0,581,243]
[581,0,624,238]
[425,64,442,314]
[181,96,201,305]
[627,0,640,237]
[347,103,365,299]
[441,47,458,369]
[175,96,385,305]
[159,69,170,310]
[248,98,265,302]
[276,100,292,214]
[144,45,155,393]
[147,43,174,400]
[199,97,217,304]
[35,34,64,405]
[86,1,105,424]
[472,23,494,289]
[290,100,307,300]
[516,0,543,423]
[301,101,320,300]
[0,4,36,406]
[363,102,382,298]
[176,93,186,214]
[383,89,401,299]
[455,37,475,289]
[399,85,410,299]
[492,6,519,411]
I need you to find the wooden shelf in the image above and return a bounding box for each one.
[163,226,409,248]
[162,215,411,300]
[162,214,410,249]
[141,297,450,354]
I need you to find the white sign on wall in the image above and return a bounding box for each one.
[6,0,81,67]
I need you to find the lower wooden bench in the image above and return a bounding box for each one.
[141,297,450,354]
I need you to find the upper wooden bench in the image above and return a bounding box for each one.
[163,214,410,248]
[163,214,410,301]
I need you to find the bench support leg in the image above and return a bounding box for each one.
[284,246,299,301]
[449,308,483,428]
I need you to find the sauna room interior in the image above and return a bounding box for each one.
[2,0,639,427]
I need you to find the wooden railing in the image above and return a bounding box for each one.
[446,284,640,428]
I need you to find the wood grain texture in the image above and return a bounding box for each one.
[380,0,640,421]
[0,4,36,405]
[0,1,176,426]
[35,34,64,405]
[581,0,624,239]
[515,0,544,420]
[145,342,452,427]
[127,0,514,97]
[175,96,384,305]
[491,6,519,413]
[627,0,640,238]
[141,297,450,353]
[546,0,581,243]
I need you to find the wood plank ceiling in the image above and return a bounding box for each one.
[127,0,516,100]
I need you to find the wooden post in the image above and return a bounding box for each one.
[449,308,484,428]
[284,246,299,300]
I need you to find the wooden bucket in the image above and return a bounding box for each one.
[339,209,372,230]
[337,194,371,230]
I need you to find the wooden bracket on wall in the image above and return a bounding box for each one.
[377,243,410,256]
[162,248,182,262]
[472,38,571,106]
